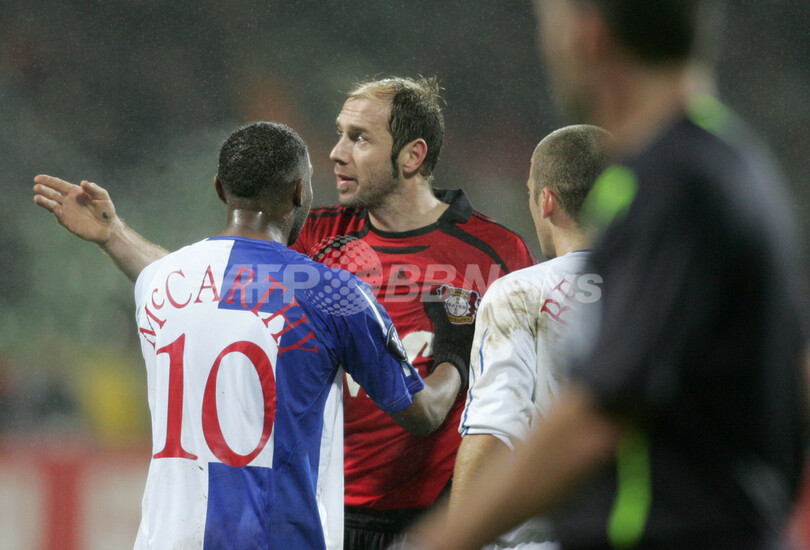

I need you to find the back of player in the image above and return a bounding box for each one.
[133,237,423,550]
[461,251,591,549]
[454,125,610,550]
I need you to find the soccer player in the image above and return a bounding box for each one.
[33,77,536,549]
[450,124,610,550]
[295,77,536,550]
[33,122,457,550]
[401,0,810,549]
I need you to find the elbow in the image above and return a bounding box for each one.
[403,411,442,437]
[392,402,445,437]
[412,415,442,437]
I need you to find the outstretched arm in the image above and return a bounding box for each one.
[33,174,169,282]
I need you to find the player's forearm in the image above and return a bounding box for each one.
[392,363,461,436]
[101,217,169,282]
[409,386,622,550]
[448,434,510,517]
[417,362,462,431]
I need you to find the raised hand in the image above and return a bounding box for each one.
[33,174,117,245]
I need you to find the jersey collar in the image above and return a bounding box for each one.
[434,188,473,224]
[365,188,473,239]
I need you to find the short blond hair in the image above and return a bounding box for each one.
[531,125,612,222]
[348,76,444,179]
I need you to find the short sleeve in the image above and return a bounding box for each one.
[134,257,166,312]
[326,274,424,413]
[460,276,538,443]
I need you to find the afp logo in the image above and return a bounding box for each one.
[431,284,480,325]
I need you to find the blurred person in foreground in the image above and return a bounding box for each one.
[450,124,610,550]
[33,77,536,549]
[400,0,810,549]
[32,121,456,549]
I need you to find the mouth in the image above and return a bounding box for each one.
[336,173,356,191]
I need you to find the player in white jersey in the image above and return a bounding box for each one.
[451,125,612,550]
[35,122,454,550]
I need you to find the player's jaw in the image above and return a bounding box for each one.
[335,167,401,210]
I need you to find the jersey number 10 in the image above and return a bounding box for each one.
[153,334,278,467]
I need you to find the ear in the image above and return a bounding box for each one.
[214,175,227,205]
[292,178,304,207]
[541,187,556,219]
[397,138,428,178]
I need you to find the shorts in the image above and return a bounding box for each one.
[343,505,424,550]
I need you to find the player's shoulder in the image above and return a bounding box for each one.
[467,209,535,259]
[485,252,590,303]
[481,263,545,309]
[502,252,588,284]
[439,204,536,270]
[298,204,368,251]
[464,209,528,242]
[296,264,381,331]
[134,238,218,297]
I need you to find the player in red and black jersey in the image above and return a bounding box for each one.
[293,77,534,549]
[295,189,534,520]
[32,76,535,550]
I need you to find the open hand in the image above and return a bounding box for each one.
[33,174,117,245]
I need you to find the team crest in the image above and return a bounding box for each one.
[431,284,480,325]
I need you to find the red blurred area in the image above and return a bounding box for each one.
[0,438,148,550]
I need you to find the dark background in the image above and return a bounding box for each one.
[0,1,807,441]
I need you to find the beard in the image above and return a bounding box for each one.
[338,162,403,211]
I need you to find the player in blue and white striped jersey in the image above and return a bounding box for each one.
[35,121,451,550]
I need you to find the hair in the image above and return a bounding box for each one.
[577,0,721,64]
[217,121,309,199]
[531,124,611,222]
[347,76,445,180]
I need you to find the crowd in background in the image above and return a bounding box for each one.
[0,0,808,444]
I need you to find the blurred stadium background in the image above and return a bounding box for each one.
[0,1,808,548]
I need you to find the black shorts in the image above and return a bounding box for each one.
[343,506,424,550]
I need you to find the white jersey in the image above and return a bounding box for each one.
[459,250,592,550]
[132,237,423,550]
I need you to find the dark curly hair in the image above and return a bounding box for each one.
[218,121,309,198]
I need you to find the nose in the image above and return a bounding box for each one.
[330,135,349,165]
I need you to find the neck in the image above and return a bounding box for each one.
[219,208,287,243]
[594,64,688,157]
[550,226,590,258]
[368,178,449,233]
